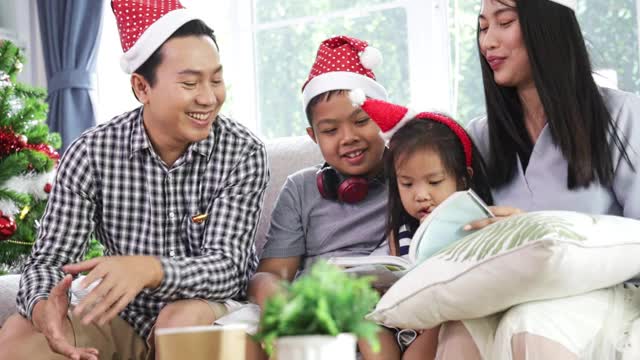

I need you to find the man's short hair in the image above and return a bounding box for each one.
[134,19,218,87]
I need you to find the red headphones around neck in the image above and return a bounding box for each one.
[316,163,369,204]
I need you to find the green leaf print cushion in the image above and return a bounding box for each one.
[367,211,640,330]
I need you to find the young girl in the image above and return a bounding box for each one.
[349,90,494,359]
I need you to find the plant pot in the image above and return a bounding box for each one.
[275,333,357,360]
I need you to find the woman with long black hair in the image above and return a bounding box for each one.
[435,0,640,359]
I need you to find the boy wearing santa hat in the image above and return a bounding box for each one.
[246,35,401,359]
[0,1,268,359]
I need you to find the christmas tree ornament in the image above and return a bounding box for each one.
[19,205,31,220]
[0,127,26,157]
[3,170,57,201]
[0,211,17,240]
[27,143,60,162]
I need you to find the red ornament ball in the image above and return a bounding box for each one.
[44,183,52,193]
[0,211,17,240]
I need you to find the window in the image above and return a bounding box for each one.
[95,0,640,138]
[96,0,448,138]
[252,0,445,138]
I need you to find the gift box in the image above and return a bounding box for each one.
[155,324,247,360]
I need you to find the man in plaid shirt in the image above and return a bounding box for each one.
[0,2,268,360]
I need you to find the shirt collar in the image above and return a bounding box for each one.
[129,108,217,159]
[189,122,216,159]
[130,107,149,155]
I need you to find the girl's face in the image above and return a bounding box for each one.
[478,0,533,89]
[395,148,460,222]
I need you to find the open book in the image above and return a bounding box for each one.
[328,189,493,287]
[328,255,413,289]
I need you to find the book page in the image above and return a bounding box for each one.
[328,255,412,288]
[342,264,408,288]
[409,189,493,263]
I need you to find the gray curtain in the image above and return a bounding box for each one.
[37,0,104,152]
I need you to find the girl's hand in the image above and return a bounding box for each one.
[463,206,523,231]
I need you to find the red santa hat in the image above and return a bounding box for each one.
[302,35,388,111]
[111,0,201,74]
[349,89,473,167]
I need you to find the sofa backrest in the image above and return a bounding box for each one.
[256,136,323,255]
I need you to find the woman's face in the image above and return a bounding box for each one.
[478,0,533,89]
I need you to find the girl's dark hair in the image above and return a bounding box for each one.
[134,19,218,87]
[385,119,494,243]
[479,0,632,189]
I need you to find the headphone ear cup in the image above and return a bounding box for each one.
[337,177,369,204]
[316,167,339,200]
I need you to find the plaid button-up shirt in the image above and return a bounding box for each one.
[17,107,269,339]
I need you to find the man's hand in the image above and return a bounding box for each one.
[32,275,99,360]
[62,256,163,326]
[464,205,523,231]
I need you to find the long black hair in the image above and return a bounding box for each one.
[479,0,633,189]
[385,119,494,243]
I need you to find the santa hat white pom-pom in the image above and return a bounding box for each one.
[359,46,382,70]
[349,88,367,106]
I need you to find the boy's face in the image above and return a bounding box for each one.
[306,92,385,177]
[134,35,225,153]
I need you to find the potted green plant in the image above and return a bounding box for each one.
[254,261,381,359]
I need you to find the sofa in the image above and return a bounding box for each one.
[0,135,323,326]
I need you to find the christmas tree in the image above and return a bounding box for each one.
[0,40,61,273]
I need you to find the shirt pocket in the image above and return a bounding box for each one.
[180,212,209,256]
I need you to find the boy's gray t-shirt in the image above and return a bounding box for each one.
[260,164,388,271]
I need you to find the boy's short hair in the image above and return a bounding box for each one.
[305,90,348,126]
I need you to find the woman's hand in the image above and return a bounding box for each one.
[464,206,523,231]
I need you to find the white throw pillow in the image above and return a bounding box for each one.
[367,211,640,330]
